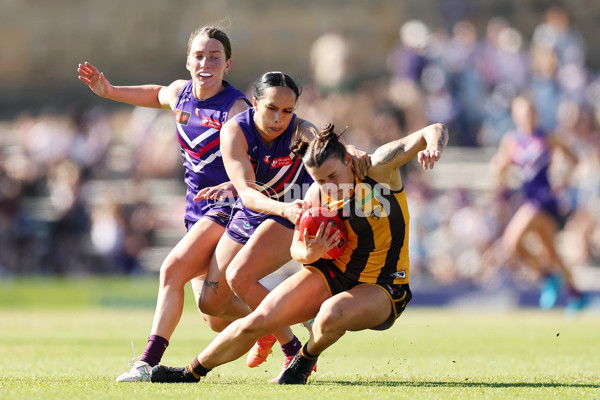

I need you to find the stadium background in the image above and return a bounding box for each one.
[1,0,599,309]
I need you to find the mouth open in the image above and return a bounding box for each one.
[199,72,212,78]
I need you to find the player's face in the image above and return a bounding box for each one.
[186,35,231,91]
[252,86,296,144]
[307,155,354,201]
[511,97,536,133]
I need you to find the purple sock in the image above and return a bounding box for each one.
[140,335,169,367]
[280,336,302,357]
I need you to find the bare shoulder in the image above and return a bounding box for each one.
[367,162,403,190]
[294,117,318,140]
[227,98,251,119]
[221,116,243,137]
[160,79,188,108]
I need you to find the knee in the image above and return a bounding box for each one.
[314,300,345,335]
[198,291,228,318]
[225,264,251,297]
[237,313,271,338]
[202,314,231,333]
[159,255,187,288]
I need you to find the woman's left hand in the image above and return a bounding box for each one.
[283,200,307,225]
[417,148,441,170]
[346,145,371,179]
[194,182,238,202]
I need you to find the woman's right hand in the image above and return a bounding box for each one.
[77,61,112,98]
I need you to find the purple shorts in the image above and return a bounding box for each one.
[184,200,234,232]
[225,201,294,244]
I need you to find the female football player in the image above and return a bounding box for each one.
[78,23,252,382]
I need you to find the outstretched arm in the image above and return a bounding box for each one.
[77,61,183,110]
[371,123,449,171]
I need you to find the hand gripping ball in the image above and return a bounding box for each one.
[299,207,347,259]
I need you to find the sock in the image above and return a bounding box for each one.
[281,336,302,357]
[139,335,169,367]
[186,357,211,380]
[301,342,319,360]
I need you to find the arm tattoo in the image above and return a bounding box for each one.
[204,280,220,294]
[437,128,448,149]
[374,142,406,165]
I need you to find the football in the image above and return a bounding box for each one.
[299,207,347,259]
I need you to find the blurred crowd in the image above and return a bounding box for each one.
[0,106,180,275]
[1,7,599,289]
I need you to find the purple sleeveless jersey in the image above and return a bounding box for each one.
[511,128,559,219]
[225,107,313,244]
[174,80,249,228]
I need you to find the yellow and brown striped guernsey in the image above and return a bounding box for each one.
[323,176,410,285]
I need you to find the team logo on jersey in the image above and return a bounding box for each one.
[175,109,191,126]
[367,205,382,220]
[201,116,222,129]
[269,156,293,169]
[263,155,271,163]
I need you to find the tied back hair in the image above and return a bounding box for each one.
[253,71,301,101]
[291,123,348,168]
[188,18,233,59]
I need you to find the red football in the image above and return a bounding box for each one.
[298,207,347,259]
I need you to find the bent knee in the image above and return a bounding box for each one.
[202,314,231,333]
[159,253,195,287]
[198,293,228,318]
[236,313,272,337]
[225,266,253,296]
[159,261,185,288]
[315,300,346,333]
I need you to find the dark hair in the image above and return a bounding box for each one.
[188,24,232,60]
[291,123,347,168]
[253,71,302,102]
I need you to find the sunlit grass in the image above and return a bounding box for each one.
[0,277,598,399]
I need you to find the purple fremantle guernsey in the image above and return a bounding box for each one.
[225,107,312,244]
[510,128,559,218]
[174,80,249,227]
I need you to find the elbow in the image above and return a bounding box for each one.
[436,123,449,137]
[433,123,449,147]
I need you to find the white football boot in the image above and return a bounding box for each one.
[116,360,152,382]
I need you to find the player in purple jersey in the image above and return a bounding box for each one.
[194,71,370,381]
[78,24,255,382]
[485,94,588,313]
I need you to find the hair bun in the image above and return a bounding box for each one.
[317,123,339,142]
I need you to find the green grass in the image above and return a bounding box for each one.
[0,277,599,399]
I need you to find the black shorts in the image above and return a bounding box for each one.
[306,261,412,331]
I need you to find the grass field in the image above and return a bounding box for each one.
[0,277,598,399]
